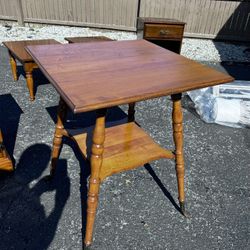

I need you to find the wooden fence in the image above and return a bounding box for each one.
[0,0,139,31]
[140,0,250,41]
[21,0,138,31]
[0,1,18,21]
[0,0,249,41]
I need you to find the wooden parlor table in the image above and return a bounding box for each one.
[26,40,233,248]
[3,39,60,101]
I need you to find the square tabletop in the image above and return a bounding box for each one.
[26,40,233,113]
[3,39,60,63]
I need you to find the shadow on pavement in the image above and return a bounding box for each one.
[0,143,70,250]
[46,104,130,247]
[0,94,23,159]
[213,1,250,80]
[144,163,182,214]
[17,65,51,98]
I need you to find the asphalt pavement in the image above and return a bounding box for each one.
[0,45,249,250]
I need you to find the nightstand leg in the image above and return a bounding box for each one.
[84,109,106,248]
[171,93,188,217]
[9,52,18,81]
[50,98,67,176]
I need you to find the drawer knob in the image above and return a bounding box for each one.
[159,29,169,36]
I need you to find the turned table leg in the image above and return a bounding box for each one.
[128,102,136,122]
[84,109,106,248]
[50,98,67,177]
[171,93,188,217]
[24,63,35,101]
[8,51,18,81]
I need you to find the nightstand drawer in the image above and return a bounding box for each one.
[144,24,184,40]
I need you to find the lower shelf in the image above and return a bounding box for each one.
[72,122,174,180]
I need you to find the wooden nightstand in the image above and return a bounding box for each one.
[137,17,185,54]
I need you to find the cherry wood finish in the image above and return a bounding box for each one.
[144,24,183,40]
[50,100,175,246]
[26,40,233,113]
[9,51,18,81]
[50,98,68,176]
[0,129,13,171]
[137,17,185,54]
[64,36,136,123]
[3,39,60,101]
[171,93,186,215]
[85,108,106,246]
[73,121,175,181]
[26,39,233,247]
[65,36,113,44]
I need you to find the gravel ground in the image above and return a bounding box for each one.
[0,22,250,250]
[0,22,249,62]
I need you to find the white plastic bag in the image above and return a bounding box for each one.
[187,82,250,128]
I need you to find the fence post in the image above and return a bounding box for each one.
[16,0,24,26]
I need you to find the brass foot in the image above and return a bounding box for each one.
[180,201,190,218]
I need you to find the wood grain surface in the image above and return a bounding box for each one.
[3,39,60,63]
[72,121,175,181]
[26,39,233,113]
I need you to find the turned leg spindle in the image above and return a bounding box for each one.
[25,70,35,101]
[171,93,188,217]
[50,98,67,176]
[9,53,18,81]
[84,109,106,248]
[24,63,38,101]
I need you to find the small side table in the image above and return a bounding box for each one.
[0,129,13,171]
[3,39,60,101]
[137,17,185,54]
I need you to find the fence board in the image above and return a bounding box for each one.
[0,0,250,41]
[0,0,17,20]
[20,0,138,31]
